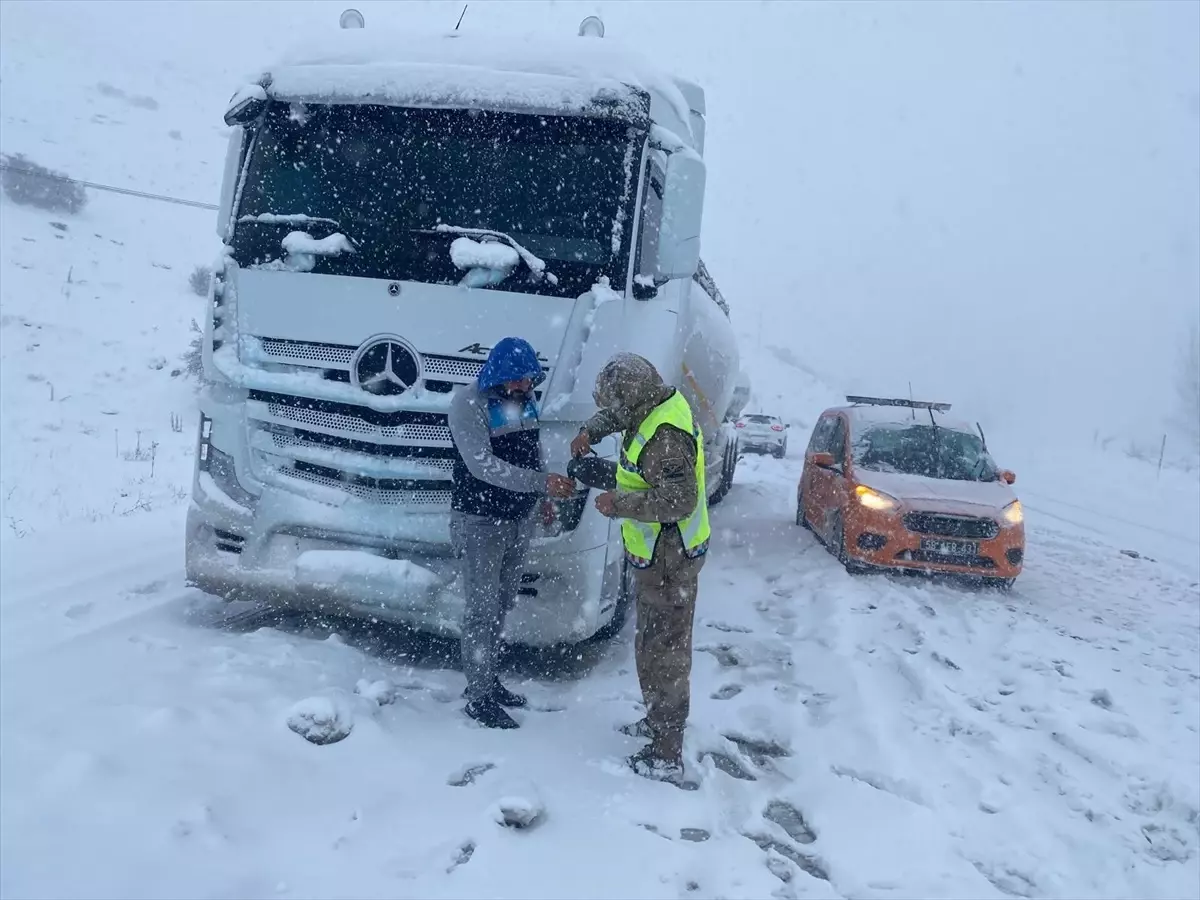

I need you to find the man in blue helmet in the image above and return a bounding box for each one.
[447,337,577,729]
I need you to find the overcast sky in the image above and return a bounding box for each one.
[5,0,1198,442]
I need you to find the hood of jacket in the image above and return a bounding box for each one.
[476,337,546,394]
[592,352,676,433]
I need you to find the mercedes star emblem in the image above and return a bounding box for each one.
[351,336,421,396]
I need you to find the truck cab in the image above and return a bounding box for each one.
[185,14,746,645]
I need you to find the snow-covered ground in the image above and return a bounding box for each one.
[2,3,1199,899]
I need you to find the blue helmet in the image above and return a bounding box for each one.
[476,337,545,392]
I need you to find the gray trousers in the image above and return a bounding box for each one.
[452,512,532,702]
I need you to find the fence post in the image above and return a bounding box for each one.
[1157,433,1167,478]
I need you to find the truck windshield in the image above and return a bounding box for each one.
[853,424,999,482]
[230,102,643,298]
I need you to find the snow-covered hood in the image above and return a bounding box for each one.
[854,468,1017,513]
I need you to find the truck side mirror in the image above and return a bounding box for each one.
[1000,469,1016,485]
[656,147,706,281]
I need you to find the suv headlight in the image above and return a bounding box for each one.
[1002,500,1023,526]
[855,485,899,512]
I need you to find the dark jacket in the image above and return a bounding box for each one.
[448,337,548,520]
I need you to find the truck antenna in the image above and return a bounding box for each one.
[455,4,468,30]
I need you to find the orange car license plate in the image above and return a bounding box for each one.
[921,538,977,557]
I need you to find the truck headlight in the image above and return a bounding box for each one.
[1002,500,1023,526]
[855,484,899,512]
[197,414,257,510]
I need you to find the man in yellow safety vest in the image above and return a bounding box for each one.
[570,353,711,784]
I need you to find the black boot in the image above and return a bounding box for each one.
[617,717,655,739]
[464,697,519,729]
[491,680,528,709]
[460,681,528,709]
[628,744,685,785]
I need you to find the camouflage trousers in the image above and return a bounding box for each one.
[632,527,705,762]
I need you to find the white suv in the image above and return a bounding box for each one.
[736,414,788,458]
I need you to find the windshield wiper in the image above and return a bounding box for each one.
[412,224,559,287]
[237,213,342,229]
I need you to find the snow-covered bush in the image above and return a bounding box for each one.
[181,319,203,380]
[1,153,88,214]
[188,265,212,297]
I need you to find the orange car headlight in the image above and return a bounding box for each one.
[855,485,900,512]
[1002,500,1024,526]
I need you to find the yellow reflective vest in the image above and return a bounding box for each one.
[614,391,711,568]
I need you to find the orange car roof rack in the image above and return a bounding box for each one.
[846,395,952,412]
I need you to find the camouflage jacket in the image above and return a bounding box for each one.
[581,354,700,525]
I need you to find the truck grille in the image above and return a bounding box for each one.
[259,337,354,367]
[266,401,452,444]
[902,512,999,540]
[248,390,457,509]
[264,430,456,477]
[281,462,452,507]
[242,336,552,514]
[251,390,453,446]
[256,337,492,384]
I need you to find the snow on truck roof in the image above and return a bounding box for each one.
[248,30,702,148]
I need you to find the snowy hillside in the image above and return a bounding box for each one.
[2,3,1198,900]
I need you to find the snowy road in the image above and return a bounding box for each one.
[3,454,1196,900]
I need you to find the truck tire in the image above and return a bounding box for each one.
[708,436,737,507]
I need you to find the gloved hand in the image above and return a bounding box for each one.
[570,429,593,458]
[546,473,577,498]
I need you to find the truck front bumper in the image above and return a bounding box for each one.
[185,479,620,647]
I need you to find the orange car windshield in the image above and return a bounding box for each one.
[853,425,997,482]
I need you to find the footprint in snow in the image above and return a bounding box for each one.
[725,734,791,768]
[930,651,961,671]
[446,840,475,872]
[640,824,711,842]
[447,762,496,787]
[711,683,743,700]
[742,833,830,883]
[802,691,833,726]
[128,579,166,595]
[703,620,753,634]
[354,679,398,706]
[697,643,741,668]
[763,800,816,844]
[700,750,757,782]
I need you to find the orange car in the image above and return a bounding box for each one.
[796,396,1024,588]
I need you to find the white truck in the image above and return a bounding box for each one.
[185,12,749,645]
